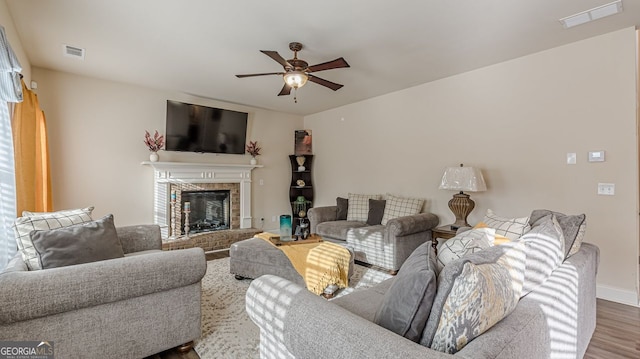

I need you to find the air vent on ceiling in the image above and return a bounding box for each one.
[63,45,85,60]
[559,0,623,29]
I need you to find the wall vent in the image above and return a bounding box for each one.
[63,45,85,60]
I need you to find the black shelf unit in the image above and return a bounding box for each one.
[289,155,314,227]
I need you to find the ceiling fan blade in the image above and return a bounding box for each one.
[236,72,283,78]
[307,57,350,73]
[260,50,291,69]
[308,75,344,91]
[278,83,292,96]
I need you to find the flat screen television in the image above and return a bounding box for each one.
[165,100,248,154]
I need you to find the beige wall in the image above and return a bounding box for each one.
[32,68,303,230]
[0,0,31,84]
[305,28,639,305]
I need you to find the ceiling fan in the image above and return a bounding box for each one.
[236,42,350,103]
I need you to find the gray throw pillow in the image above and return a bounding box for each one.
[529,209,586,258]
[30,214,125,269]
[374,242,438,342]
[366,199,386,225]
[336,197,348,220]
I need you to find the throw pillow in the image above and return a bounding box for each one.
[482,209,530,240]
[474,221,511,245]
[366,199,386,225]
[380,194,424,225]
[436,227,495,272]
[30,214,125,269]
[347,193,382,222]
[374,242,438,342]
[336,197,348,220]
[13,206,95,270]
[520,214,565,296]
[529,209,586,259]
[421,241,526,353]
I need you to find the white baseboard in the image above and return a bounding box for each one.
[597,284,639,307]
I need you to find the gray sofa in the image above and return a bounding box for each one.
[246,242,599,358]
[0,225,206,359]
[309,205,439,272]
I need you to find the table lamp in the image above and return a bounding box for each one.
[439,164,487,229]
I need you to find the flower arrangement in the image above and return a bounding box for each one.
[144,130,164,152]
[246,141,261,157]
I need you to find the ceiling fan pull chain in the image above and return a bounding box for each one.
[294,88,298,103]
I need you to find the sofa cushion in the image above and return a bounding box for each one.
[316,220,368,241]
[30,214,125,269]
[482,209,530,240]
[436,227,495,272]
[421,241,526,351]
[520,214,565,296]
[367,199,386,225]
[336,197,348,220]
[381,194,424,225]
[529,209,586,258]
[374,242,438,342]
[13,206,95,270]
[347,193,382,222]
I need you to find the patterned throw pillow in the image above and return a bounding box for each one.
[436,228,495,272]
[380,194,424,225]
[346,193,382,222]
[13,207,94,270]
[473,222,511,245]
[520,214,565,296]
[421,241,526,353]
[482,209,530,240]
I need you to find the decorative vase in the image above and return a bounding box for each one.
[296,156,306,171]
[150,152,159,162]
[250,157,257,165]
[279,215,292,241]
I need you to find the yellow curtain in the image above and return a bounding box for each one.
[12,80,52,215]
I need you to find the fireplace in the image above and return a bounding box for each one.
[181,190,231,234]
[143,162,260,239]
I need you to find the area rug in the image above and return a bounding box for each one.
[193,257,392,358]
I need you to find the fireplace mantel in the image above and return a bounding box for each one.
[142,161,262,238]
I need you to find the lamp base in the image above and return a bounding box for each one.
[447,192,476,229]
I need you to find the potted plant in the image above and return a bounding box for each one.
[246,141,261,165]
[144,130,164,162]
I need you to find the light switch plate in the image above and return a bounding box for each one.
[567,153,577,165]
[597,183,615,195]
[588,151,605,162]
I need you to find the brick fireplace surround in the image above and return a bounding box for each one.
[143,161,262,251]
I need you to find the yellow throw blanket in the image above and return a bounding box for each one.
[255,233,351,295]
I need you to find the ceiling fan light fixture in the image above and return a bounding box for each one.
[283,71,308,89]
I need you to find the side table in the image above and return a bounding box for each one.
[431,225,458,254]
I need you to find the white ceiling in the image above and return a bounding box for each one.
[6,0,640,116]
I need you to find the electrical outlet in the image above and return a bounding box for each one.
[259,179,264,186]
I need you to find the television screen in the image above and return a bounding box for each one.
[165,100,248,154]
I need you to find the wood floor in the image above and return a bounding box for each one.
[155,252,640,358]
[585,298,640,358]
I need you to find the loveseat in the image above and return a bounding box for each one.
[247,210,599,358]
[309,198,438,272]
[0,224,206,358]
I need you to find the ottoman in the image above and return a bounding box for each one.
[229,237,355,288]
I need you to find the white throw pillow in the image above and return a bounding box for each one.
[13,206,95,270]
[346,193,382,222]
[520,214,565,296]
[483,209,530,240]
[380,194,424,225]
[436,227,495,272]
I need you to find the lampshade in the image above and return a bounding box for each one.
[283,71,308,88]
[439,165,487,192]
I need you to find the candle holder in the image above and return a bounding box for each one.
[170,199,178,237]
[183,209,191,238]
